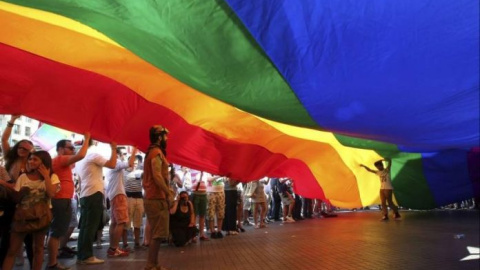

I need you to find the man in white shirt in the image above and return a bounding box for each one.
[75,140,117,265]
[105,147,136,257]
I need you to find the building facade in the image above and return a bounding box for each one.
[0,114,40,148]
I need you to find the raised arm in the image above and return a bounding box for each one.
[264,178,270,185]
[384,158,392,170]
[1,115,20,157]
[103,142,118,169]
[360,164,376,173]
[60,132,91,167]
[38,164,58,198]
[128,147,138,168]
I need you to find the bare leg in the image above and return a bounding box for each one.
[122,229,128,247]
[146,238,160,269]
[133,228,141,245]
[380,190,388,216]
[60,227,74,248]
[385,190,399,215]
[252,203,258,226]
[243,209,250,223]
[288,201,295,217]
[3,232,25,270]
[260,202,267,226]
[143,221,151,246]
[209,220,215,233]
[47,236,60,266]
[217,218,224,232]
[32,232,46,270]
[199,216,206,237]
[236,203,244,229]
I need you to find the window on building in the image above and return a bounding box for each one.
[25,126,31,137]
[13,124,20,135]
[25,117,32,123]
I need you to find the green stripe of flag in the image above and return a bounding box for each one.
[388,152,436,209]
[7,0,317,127]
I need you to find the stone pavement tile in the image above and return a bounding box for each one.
[12,210,479,270]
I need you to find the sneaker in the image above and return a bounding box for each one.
[76,256,104,265]
[210,232,218,239]
[45,263,71,270]
[216,231,224,239]
[107,247,129,257]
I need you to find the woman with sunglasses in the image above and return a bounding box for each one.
[2,115,35,181]
[0,114,35,269]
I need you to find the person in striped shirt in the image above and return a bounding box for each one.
[124,159,145,249]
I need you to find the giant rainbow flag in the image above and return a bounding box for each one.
[0,0,478,209]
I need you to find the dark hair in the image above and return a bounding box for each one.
[374,160,384,168]
[28,150,54,178]
[116,147,126,155]
[149,125,168,156]
[149,125,168,144]
[56,139,71,151]
[5,140,34,172]
[179,191,188,197]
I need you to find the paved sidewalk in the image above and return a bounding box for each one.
[14,210,480,270]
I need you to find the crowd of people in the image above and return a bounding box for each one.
[0,116,341,270]
[1,115,478,270]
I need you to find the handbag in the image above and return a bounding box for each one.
[12,199,52,233]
